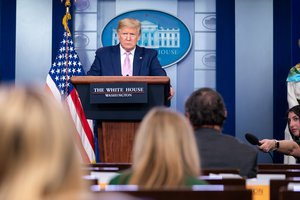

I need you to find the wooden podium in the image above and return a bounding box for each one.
[71,76,170,163]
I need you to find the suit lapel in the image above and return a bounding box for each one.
[133,46,143,76]
[112,45,122,76]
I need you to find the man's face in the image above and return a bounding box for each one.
[288,111,300,137]
[117,27,140,52]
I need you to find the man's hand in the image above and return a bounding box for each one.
[168,86,174,100]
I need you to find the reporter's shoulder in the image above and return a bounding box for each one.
[222,134,258,152]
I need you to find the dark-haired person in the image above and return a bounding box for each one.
[185,87,258,178]
[259,105,300,162]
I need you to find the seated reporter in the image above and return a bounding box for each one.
[109,107,206,188]
[259,105,300,161]
[184,87,258,178]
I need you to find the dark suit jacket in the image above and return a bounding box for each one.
[87,44,166,76]
[195,128,258,178]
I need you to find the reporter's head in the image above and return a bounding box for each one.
[130,107,201,188]
[185,87,227,128]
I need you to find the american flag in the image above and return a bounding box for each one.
[46,32,95,163]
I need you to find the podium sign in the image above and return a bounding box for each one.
[90,82,148,104]
[72,76,169,121]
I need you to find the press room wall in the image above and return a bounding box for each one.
[12,0,280,163]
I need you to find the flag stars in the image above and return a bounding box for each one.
[48,32,85,97]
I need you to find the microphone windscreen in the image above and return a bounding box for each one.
[245,133,261,146]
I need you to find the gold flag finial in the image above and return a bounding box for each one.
[62,0,77,35]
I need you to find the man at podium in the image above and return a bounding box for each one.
[87,18,166,77]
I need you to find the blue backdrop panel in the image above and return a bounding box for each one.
[0,0,16,82]
[216,0,235,136]
[273,0,292,163]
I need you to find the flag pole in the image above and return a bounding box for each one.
[62,0,76,35]
[61,0,75,97]
[47,0,95,163]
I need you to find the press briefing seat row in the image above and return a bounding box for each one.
[258,164,300,170]
[257,169,300,177]
[91,187,252,200]
[201,168,240,176]
[83,163,132,172]
[279,187,300,200]
[270,178,300,200]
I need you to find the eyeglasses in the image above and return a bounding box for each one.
[120,33,137,39]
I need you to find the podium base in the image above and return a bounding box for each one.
[98,121,140,163]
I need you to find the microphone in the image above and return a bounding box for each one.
[245,133,261,146]
[245,133,274,163]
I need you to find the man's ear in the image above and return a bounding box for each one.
[224,109,228,118]
[185,112,190,119]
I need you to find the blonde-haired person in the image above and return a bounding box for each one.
[0,86,89,200]
[87,17,174,99]
[109,107,206,188]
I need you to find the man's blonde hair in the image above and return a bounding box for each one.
[129,107,201,188]
[117,18,141,35]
